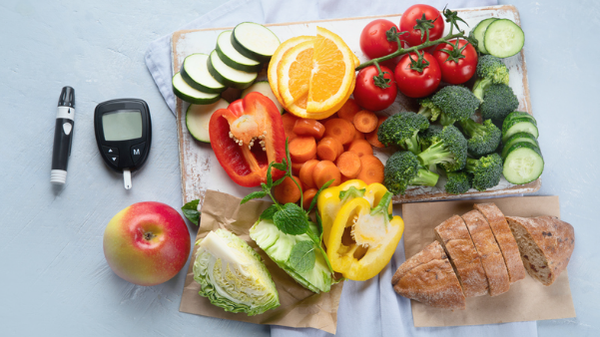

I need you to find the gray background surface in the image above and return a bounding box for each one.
[1,0,597,336]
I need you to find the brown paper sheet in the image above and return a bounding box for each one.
[401,195,576,327]
[179,189,343,334]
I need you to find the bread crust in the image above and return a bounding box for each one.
[505,215,575,286]
[462,210,510,296]
[474,203,526,284]
[392,241,466,310]
[434,215,488,297]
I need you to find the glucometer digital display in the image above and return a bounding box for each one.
[94,99,151,190]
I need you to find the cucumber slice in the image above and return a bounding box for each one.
[484,19,525,58]
[472,18,497,54]
[216,30,262,72]
[172,72,220,105]
[502,117,539,143]
[180,53,226,93]
[186,99,229,143]
[207,50,257,90]
[501,132,539,159]
[241,81,283,113]
[231,22,280,63]
[504,111,537,126]
[502,142,544,184]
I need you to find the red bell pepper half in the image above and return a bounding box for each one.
[209,92,286,187]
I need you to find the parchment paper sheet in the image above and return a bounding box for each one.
[401,195,576,327]
[179,189,343,334]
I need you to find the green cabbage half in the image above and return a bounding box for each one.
[193,228,280,316]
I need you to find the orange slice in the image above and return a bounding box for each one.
[277,39,315,113]
[268,35,313,105]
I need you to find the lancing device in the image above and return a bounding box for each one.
[51,86,75,185]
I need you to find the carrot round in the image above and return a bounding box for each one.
[347,138,373,157]
[299,159,319,189]
[281,113,300,142]
[317,136,344,161]
[293,119,325,139]
[337,98,361,122]
[353,110,379,133]
[302,188,318,210]
[366,116,388,148]
[354,129,366,140]
[289,136,317,163]
[323,118,356,145]
[357,155,385,184]
[272,176,302,205]
[336,151,361,179]
[313,160,342,189]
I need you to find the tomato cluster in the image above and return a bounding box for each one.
[354,4,478,109]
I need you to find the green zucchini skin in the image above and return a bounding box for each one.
[172,72,220,105]
[231,22,280,63]
[502,142,544,185]
[207,50,257,90]
[180,53,226,94]
[215,30,262,72]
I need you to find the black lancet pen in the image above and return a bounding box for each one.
[51,86,75,185]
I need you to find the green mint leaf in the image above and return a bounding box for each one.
[181,199,201,226]
[308,179,335,213]
[273,203,309,235]
[240,190,267,204]
[259,204,279,221]
[289,240,316,273]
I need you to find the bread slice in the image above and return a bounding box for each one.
[434,215,488,297]
[474,203,526,284]
[392,241,466,310]
[461,210,510,296]
[505,215,575,286]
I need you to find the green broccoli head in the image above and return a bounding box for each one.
[417,125,468,172]
[444,171,472,195]
[479,83,519,121]
[431,86,480,126]
[383,151,439,195]
[459,118,502,157]
[465,153,503,191]
[417,97,442,122]
[377,112,429,154]
[419,124,443,152]
[472,55,510,101]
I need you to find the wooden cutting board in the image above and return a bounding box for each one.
[171,5,540,207]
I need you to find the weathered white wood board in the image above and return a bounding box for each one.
[171,5,539,207]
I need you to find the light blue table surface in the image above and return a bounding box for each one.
[1,0,598,336]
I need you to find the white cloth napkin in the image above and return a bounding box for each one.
[144,1,538,336]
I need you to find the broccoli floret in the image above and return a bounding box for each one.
[377,112,429,154]
[417,97,442,122]
[417,125,468,172]
[430,86,480,126]
[444,171,472,195]
[472,55,510,101]
[465,153,503,191]
[419,124,443,152]
[383,151,439,195]
[458,118,502,157]
[479,83,519,121]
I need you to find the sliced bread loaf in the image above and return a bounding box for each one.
[474,203,526,284]
[505,215,575,286]
[462,210,510,296]
[434,215,488,297]
[392,241,466,310]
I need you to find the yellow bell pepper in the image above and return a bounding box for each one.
[317,180,403,281]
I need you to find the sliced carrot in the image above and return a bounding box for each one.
[317,136,344,161]
[353,110,379,133]
[293,119,325,139]
[337,98,361,122]
[313,160,342,189]
[302,188,318,210]
[289,136,317,163]
[299,159,319,189]
[323,118,356,145]
[336,151,361,179]
[353,129,366,140]
[272,176,302,205]
[281,112,300,142]
[357,155,385,184]
[365,116,388,148]
[347,138,373,157]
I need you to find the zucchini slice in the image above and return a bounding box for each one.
[502,117,539,143]
[180,53,226,93]
[207,50,257,90]
[504,111,537,126]
[186,99,229,143]
[241,81,283,113]
[501,132,539,159]
[172,72,220,105]
[503,142,544,184]
[472,18,497,54]
[231,22,280,63]
[216,30,262,72]
[484,19,525,58]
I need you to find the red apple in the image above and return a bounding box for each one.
[103,201,191,286]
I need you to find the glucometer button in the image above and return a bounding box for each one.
[131,142,146,164]
[109,155,119,166]
[102,146,119,156]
